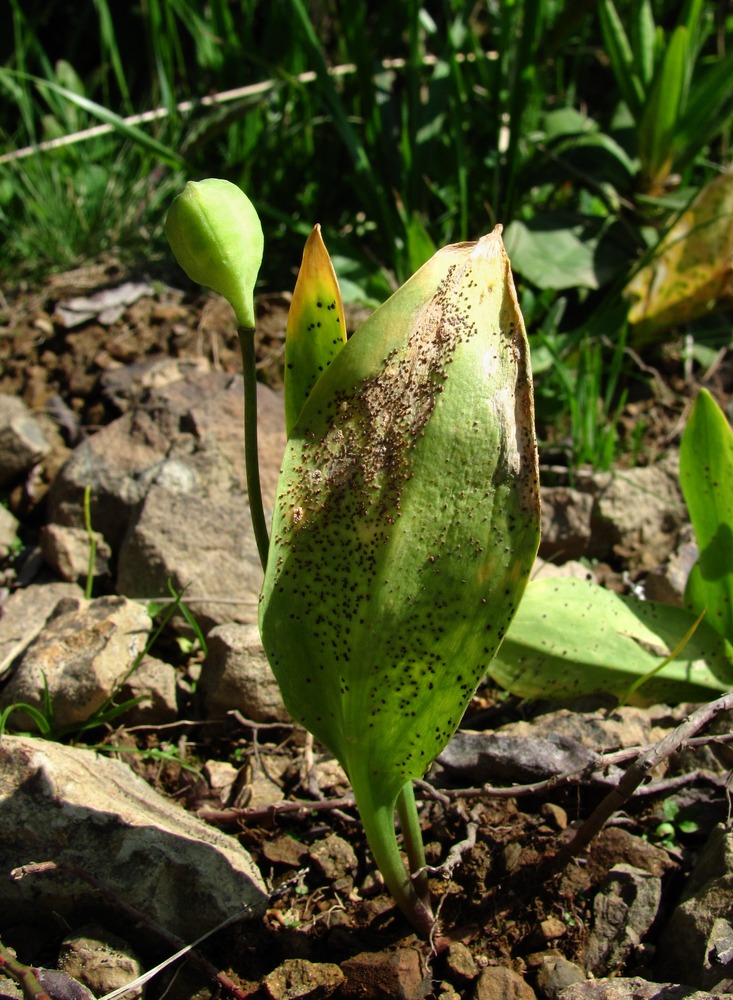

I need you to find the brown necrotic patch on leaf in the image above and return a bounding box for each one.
[277,262,481,537]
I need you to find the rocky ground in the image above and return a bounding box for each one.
[1,261,733,1000]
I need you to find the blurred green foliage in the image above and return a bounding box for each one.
[1,0,731,470]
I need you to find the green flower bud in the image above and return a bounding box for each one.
[165,179,264,329]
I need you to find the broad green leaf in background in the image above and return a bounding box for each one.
[493,577,733,704]
[680,388,733,643]
[284,225,347,437]
[260,228,540,932]
[504,213,631,291]
[625,169,733,341]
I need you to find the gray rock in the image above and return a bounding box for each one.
[58,926,144,999]
[116,480,262,628]
[498,705,665,752]
[201,622,288,722]
[533,954,585,999]
[590,458,686,566]
[557,978,733,999]
[585,863,662,975]
[641,525,698,606]
[262,958,344,999]
[445,941,479,983]
[657,824,733,990]
[473,966,538,999]
[0,735,267,939]
[48,370,286,629]
[0,595,152,730]
[0,394,51,487]
[0,504,19,559]
[40,523,111,583]
[120,653,178,725]
[430,730,604,787]
[100,356,210,411]
[47,406,173,549]
[309,833,358,882]
[54,280,156,328]
[540,486,594,561]
[0,581,84,681]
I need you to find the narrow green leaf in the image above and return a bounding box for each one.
[681,389,733,643]
[630,0,657,87]
[0,702,53,737]
[638,26,689,190]
[621,608,705,706]
[598,0,645,120]
[284,225,347,437]
[28,74,186,169]
[681,0,704,40]
[674,51,733,173]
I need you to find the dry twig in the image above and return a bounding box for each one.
[549,692,733,873]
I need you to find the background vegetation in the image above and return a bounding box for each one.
[1,0,732,470]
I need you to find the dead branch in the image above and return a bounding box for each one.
[197,795,358,825]
[549,691,733,874]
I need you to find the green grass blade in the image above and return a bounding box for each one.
[620,609,705,707]
[9,71,186,168]
[673,51,733,173]
[630,0,656,88]
[92,0,133,111]
[0,702,53,737]
[286,0,399,266]
[681,0,704,40]
[598,0,645,120]
[638,26,688,189]
[502,0,543,221]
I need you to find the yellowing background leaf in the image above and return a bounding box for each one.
[625,168,733,341]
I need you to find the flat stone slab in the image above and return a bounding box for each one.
[0,735,267,940]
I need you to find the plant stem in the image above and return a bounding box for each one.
[0,938,52,1000]
[395,781,431,910]
[237,324,269,571]
[82,484,96,600]
[351,772,434,937]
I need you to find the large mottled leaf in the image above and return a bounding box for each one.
[681,389,733,644]
[625,169,733,341]
[493,577,733,704]
[260,228,540,921]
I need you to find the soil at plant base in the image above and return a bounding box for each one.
[2,259,733,1000]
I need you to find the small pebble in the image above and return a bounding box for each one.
[540,802,568,831]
